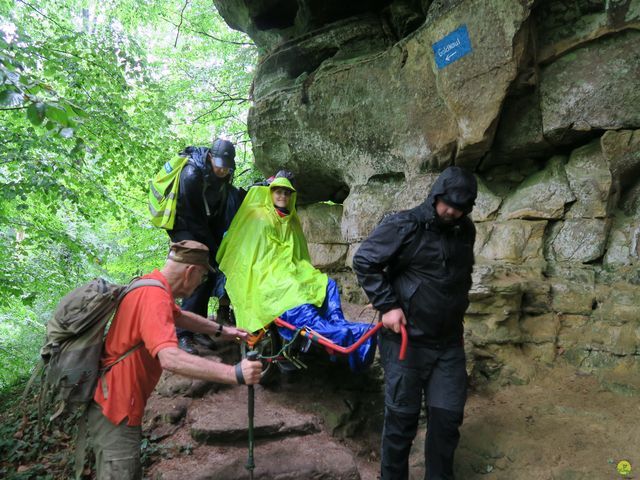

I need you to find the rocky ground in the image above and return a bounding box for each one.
[142,305,639,480]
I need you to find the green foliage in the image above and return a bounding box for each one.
[0,383,192,478]
[0,381,86,479]
[0,0,258,390]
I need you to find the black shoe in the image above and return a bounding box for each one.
[178,335,198,355]
[277,359,300,373]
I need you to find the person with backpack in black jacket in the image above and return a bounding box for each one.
[352,166,478,480]
[168,138,242,354]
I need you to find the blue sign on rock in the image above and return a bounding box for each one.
[432,25,472,69]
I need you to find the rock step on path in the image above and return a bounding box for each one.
[188,386,320,444]
[151,433,360,480]
[146,374,363,480]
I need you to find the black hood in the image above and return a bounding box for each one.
[413,166,477,222]
[428,166,477,214]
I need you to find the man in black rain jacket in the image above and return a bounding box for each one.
[353,166,477,480]
[168,139,242,354]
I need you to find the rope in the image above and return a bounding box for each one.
[258,328,302,360]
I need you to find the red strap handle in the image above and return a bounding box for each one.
[273,318,408,361]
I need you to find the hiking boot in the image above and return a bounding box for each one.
[277,360,299,373]
[178,335,198,355]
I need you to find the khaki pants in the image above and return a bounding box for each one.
[88,402,142,480]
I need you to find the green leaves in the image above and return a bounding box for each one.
[0,0,257,395]
[0,89,24,107]
[68,102,87,118]
[26,102,45,125]
[44,103,68,125]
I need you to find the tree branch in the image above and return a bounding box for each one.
[160,15,254,47]
[174,64,250,101]
[195,29,254,46]
[174,0,190,48]
[16,0,74,33]
[39,47,122,82]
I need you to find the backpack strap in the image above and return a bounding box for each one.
[99,278,167,400]
[19,360,46,435]
[20,360,44,406]
[116,278,166,302]
[76,278,168,479]
[99,345,143,400]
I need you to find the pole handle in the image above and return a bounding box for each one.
[399,324,407,361]
[247,350,259,361]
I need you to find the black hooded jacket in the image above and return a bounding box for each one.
[352,166,477,345]
[169,146,237,253]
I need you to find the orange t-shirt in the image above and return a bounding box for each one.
[93,269,180,426]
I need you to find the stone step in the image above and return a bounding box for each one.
[151,433,361,480]
[155,356,225,398]
[188,386,320,444]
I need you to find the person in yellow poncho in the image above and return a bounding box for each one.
[216,177,376,371]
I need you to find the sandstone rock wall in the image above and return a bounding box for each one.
[215,0,640,388]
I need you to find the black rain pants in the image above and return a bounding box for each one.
[379,334,467,480]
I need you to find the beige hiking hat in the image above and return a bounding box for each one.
[168,240,215,273]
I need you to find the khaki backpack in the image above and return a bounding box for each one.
[23,277,166,478]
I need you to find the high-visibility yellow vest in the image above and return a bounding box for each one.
[148,156,189,229]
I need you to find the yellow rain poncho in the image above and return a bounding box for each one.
[216,177,328,333]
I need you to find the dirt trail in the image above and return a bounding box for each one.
[453,366,639,479]
[143,308,639,480]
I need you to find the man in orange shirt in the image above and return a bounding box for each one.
[88,240,262,479]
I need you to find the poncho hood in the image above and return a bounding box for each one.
[216,182,327,332]
[269,176,296,192]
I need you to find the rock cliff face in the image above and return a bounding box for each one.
[215,0,640,388]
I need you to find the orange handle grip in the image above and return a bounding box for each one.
[399,323,407,360]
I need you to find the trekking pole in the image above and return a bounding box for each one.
[245,350,259,480]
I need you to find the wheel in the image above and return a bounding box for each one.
[240,324,281,385]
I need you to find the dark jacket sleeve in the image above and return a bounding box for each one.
[352,217,418,313]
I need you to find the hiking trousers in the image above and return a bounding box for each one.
[379,336,467,480]
[88,402,142,480]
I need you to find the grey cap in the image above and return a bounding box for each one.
[210,138,236,170]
